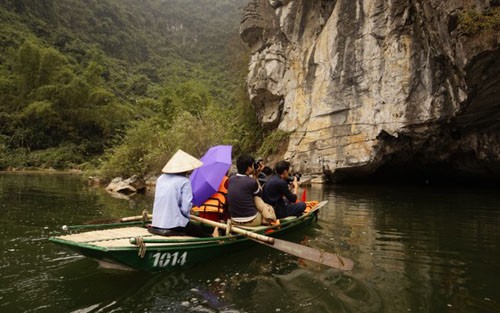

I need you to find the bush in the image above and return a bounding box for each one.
[257,129,290,158]
[458,8,500,34]
[97,75,263,180]
[0,144,85,170]
[99,117,170,179]
[25,145,86,169]
[99,107,237,180]
[0,137,8,170]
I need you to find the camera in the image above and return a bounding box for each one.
[253,158,263,170]
[285,173,301,184]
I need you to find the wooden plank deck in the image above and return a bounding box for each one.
[54,226,201,248]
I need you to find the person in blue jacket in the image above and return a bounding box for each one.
[149,149,211,237]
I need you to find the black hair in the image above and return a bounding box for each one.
[236,154,254,174]
[275,160,290,175]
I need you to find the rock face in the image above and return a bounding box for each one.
[241,0,500,183]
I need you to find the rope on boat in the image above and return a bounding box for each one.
[133,236,147,258]
[141,210,149,226]
[226,219,232,236]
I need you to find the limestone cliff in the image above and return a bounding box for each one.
[240,0,500,183]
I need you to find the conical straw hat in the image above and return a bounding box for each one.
[162,149,203,174]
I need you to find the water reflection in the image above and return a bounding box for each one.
[316,184,500,313]
[1,174,500,313]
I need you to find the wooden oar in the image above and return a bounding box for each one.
[84,213,153,225]
[62,213,153,231]
[189,214,354,271]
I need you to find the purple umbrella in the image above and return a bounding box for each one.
[190,145,232,206]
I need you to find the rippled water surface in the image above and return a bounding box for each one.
[1,173,499,313]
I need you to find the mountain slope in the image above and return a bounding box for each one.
[0,0,254,171]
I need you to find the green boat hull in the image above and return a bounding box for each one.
[50,205,321,272]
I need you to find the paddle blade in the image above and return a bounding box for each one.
[258,237,354,271]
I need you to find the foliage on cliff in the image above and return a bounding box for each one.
[458,7,500,34]
[0,0,261,176]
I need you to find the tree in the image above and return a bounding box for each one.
[16,41,41,97]
[36,47,67,87]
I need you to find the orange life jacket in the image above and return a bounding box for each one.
[191,176,229,220]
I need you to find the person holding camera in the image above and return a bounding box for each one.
[256,159,274,187]
[227,154,276,226]
[262,160,306,219]
[226,154,264,226]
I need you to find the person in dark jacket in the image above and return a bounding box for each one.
[263,160,306,219]
[227,154,263,226]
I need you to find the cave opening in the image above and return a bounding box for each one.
[327,151,500,186]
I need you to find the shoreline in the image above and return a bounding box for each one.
[0,168,85,175]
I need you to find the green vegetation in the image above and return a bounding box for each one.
[257,129,290,157]
[458,7,500,35]
[0,0,263,178]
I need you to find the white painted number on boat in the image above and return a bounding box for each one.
[152,252,188,267]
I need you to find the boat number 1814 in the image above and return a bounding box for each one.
[151,251,188,267]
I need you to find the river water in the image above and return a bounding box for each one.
[0,172,499,313]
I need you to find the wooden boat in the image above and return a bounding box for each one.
[49,201,352,272]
